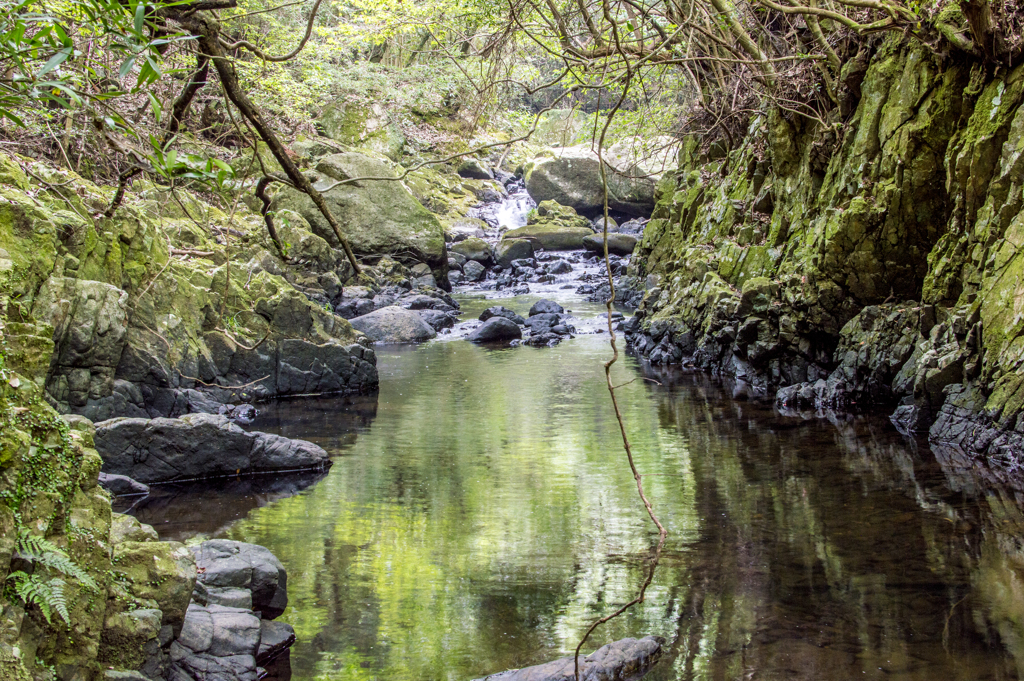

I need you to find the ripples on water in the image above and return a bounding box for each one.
[126,290,1024,681]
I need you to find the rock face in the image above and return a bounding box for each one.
[349,306,438,343]
[468,317,522,343]
[471,636,663,681]
[270,152,449,287]
[624,35,1024,463]
[94,413,332,483]
[524,140,675,216]
[169,540,296,681]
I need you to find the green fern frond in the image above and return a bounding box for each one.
[7,572,69,626]
[14,529,98,591]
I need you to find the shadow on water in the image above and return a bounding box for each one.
[128,334,1024,681]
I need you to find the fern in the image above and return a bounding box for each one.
[7,572,69,626]
[14,530,98,591]
[4,529,98,627]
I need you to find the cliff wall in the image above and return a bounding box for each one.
[626,36,1024,470]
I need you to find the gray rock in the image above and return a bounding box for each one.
[479,306,527,326]
[495,239,535,268]
[524,314,563,333]
[547,260,572,275]
[110,513,160,543]
[529,300,564,316]
[257,620,295,663]
[417,309,457,331]
[104,672,152,681]
[94,413,331,484]
[457,159,494,180]
[99,472,150,497]
[192,540,288,620]
[335,297,375,319]
[468,318,523,343]
[463,260,486,282]
[582,233,637,256]
[349,306,437,343]
[472,636,663,681]
[591,215,618,233]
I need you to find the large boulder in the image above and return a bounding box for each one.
[495,239,535,268]
[479,306,527,325]
[524,140,676,216]
[450,237,492,264]
[504,201,593,251]
[94,414,332,483]
[349,306,437,343]
[269,152,448,288]
[468,318,522,343]
[582,233,638,256]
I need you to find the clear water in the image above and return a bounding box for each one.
[125,289,1024,681]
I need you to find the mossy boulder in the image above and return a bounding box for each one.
[270,152,449,288]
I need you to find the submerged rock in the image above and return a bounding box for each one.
[471,636,663,681]
[349,306,438,343]
[94,414,332,483]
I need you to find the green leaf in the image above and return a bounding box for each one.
[37,46,71,77]
[118,56,136,79]
[148,92,162,124]
[133,2,145,35]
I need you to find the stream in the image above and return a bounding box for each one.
[120,191,1024,681]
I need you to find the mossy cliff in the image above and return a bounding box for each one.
[626,35,1024,466]
[0,151,380,423]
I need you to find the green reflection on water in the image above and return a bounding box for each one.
[215,326,1023,681]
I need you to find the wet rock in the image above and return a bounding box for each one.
[582,233,637,256]
[479,306,527,326]
[524,313,563,333]
[463,260,487,282]
[350,306,437,343]
[99,472,150,497]
[218,403,257,425]
[417,309,457,331]
[257,620,295,663]
[94,413,332,483]
[495,239,535,268]
[400,293,456,312]
[471,635,663,681]
[449,271,464,286]
[468,318,522,343]
[547,260,572,275]
[529,300,565,316]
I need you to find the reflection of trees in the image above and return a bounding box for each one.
[164,339,1024,681]
[642,364,1024,680]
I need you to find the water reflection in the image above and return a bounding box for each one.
[130,333,1024,681]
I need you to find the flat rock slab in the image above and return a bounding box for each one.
[472,636,663,681]
[94,413,331,484]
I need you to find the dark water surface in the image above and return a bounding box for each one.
[129,292,1024,681]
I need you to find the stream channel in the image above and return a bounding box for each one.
[119,190,1024,681]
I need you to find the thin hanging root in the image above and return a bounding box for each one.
[574,56,667,681]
